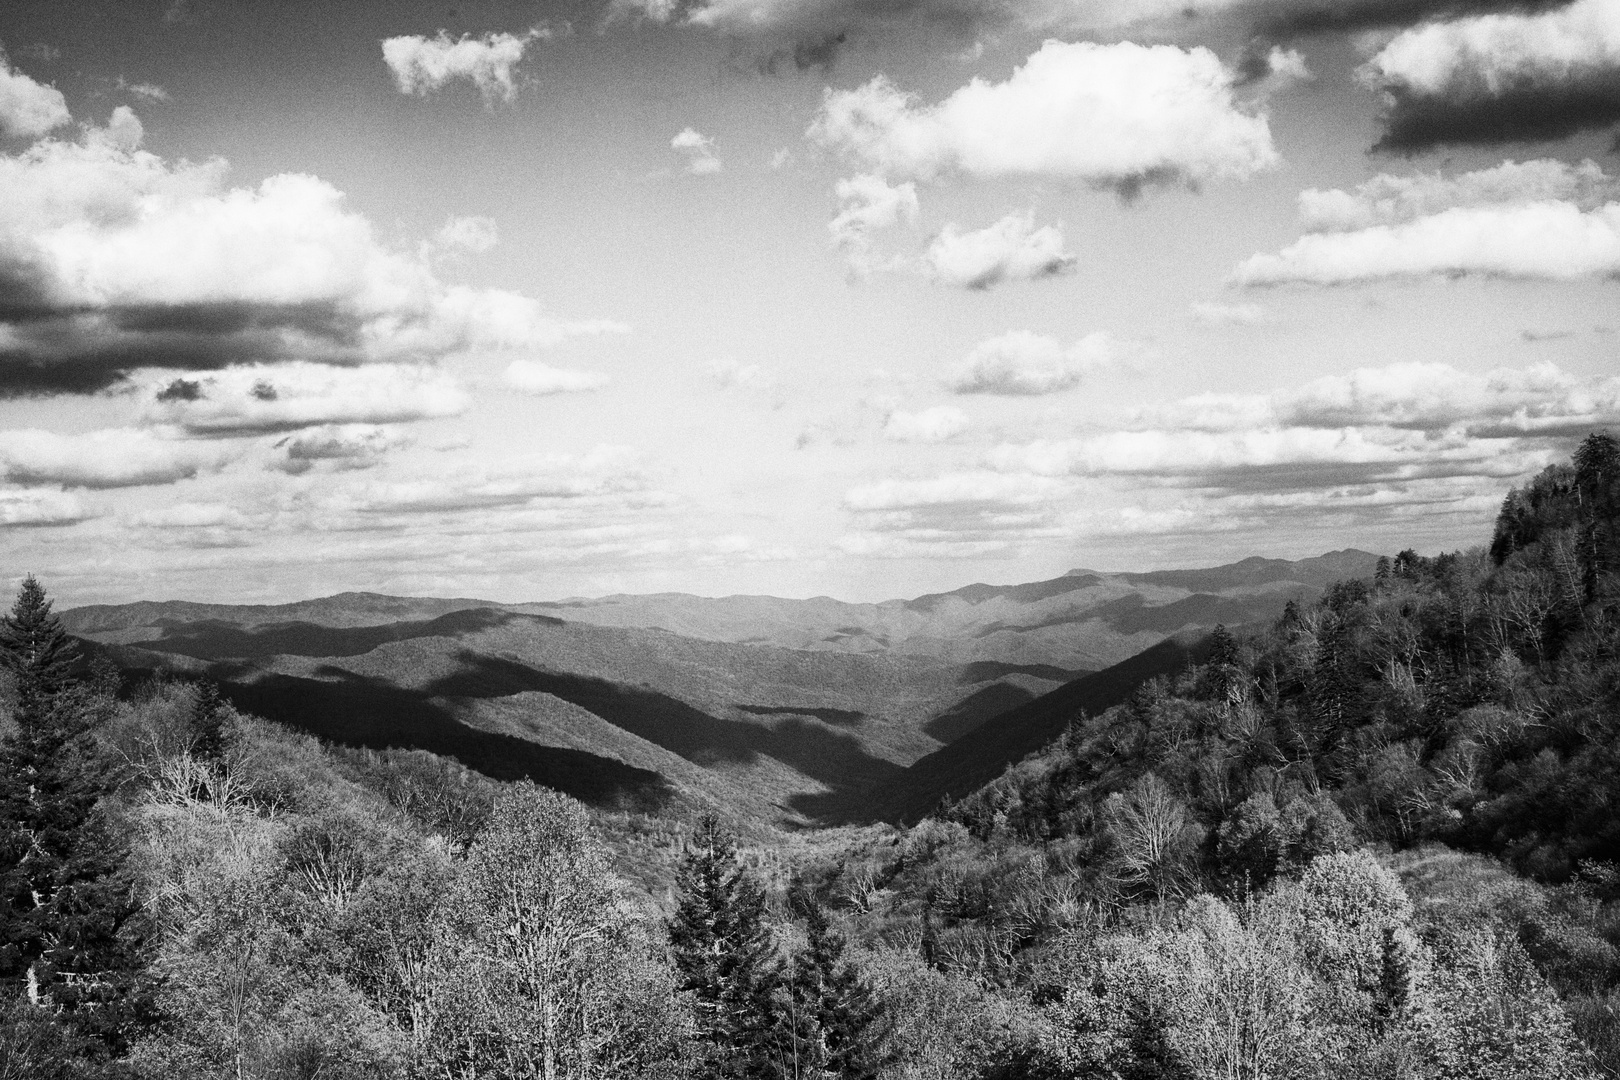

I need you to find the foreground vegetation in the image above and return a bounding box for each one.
[1,433,1617,1078]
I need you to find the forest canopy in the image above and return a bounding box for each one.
[0,432,1617,1079]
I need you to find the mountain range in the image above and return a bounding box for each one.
[64,549,1378,825]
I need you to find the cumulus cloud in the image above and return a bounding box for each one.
[142,363,469,435]
[808,40,1277,197]
[124,82,171,104]
[990,360,1620,492]
[432,215,499,255]
[1190,300,1267,325]
[274,424,407,475]
[1297,159,1616,232]
[828,173,919,277]
[923,213,1076,289]
[0,427,224,488]
[945,330,1142,395]
[882,405,970,442]
[1364,0,1620,150]
[1236,199,1620,285]
[0,485,88,528]
[1235,160,1620,285]
[503,359,609,395]
[0,125,623,394]
[0,53,70,139]
[381,30,544,105]
[671,127,723,175]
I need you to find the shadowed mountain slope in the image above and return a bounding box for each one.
[65,550,1374,824]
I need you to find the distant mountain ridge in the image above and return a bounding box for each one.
[62,549,1379,825]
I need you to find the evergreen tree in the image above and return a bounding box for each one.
[786,887,890,1080]
[0,577,153,1059]
[669,813,784,1078]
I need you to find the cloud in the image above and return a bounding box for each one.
[329,446,651,515]
[432,215,499,255]
[838,469,1069,556]
[882,405,970,442]
[0,427,224,488]
[808,40,1277,197]
[126,82,170,104]
[0,52,70,139]
[381,30,544,105]
[1365,0,1620,150]
[142,363,469,435]
[0,124,622,394]
[945,330,1142,395]
[923,212,1076,290]
[828,173,919,277]
[989,360,1620,492]
[1300,159,1616,232]
[0,486,88,528]
[1236,199,1620,285]
[1191,300,1267,325]
[274,424,407,475]
[503,359,609,395]
[707,358,776,390]
[1235,160,1620,285]
[671,127,723,175]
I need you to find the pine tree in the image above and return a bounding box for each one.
[0,577,153,1059]
[669,813,784,1079]
[786,887,890,1080]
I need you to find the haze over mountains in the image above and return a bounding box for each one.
[64,550,1377,825]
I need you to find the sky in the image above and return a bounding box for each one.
[0,0,1617,606]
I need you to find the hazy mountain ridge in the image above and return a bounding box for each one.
[65,550,1379,824]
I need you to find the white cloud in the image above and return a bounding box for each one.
[125,82,170,104]
[433,215,499,254]
[846,469,1063,510]
[882,405,970,442]
[0,53,70,139]
[1365,0,1620,148]
[808,40,1277,196]
[503,359,609,395]
[1234,200,1620,285]
[1190,301,1267,325]
[1299,159,1616,232]
[0,428,224,488]
[923,212,1076,290]
[143,363,469,435]
[275,425,408,474]
[945,330,1141,395]
[329,446,651,514]
[0,128,623,392]
[0,486,88,528]
[671,127,723,175]
[133,502,250,528]
[381,30,543,105]
[707,358,775,391]
[988,360,1620,492]
[828,173,919,276]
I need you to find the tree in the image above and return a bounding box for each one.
[785,887,890,1079]
[0,577,78,720]
[432,783,646,1080]
[0,577,153,1059]
[669,813,784,1078]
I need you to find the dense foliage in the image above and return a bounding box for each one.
[0,433,1616,1077]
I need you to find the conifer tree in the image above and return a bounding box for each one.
[785,887,890,1080]
[0,577,152,1058]
[669,813,784,1078]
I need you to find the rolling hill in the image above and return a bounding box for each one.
[64,550,1376,824]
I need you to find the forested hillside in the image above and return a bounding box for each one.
[1,434,1616,1078]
